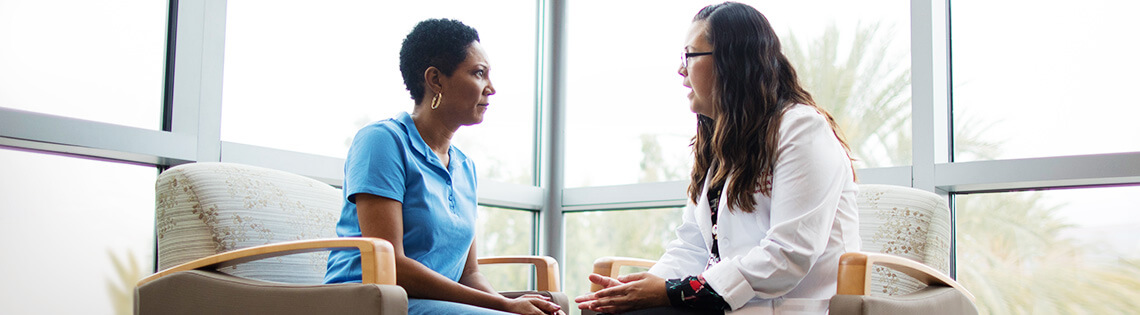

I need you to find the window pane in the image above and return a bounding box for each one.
[0,148,156,315]
[563,208,683,311]
[221,0,537,185]
[956,187,1140,313]
[564,0,911,188]
[0,0,166,129]
[476,206,535,291]
[951,1,1140,161]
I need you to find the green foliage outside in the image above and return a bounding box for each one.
[563,208,684,314]
[107,249,144,315]
[785,22,1140,314]
[957,193,1140,314]
[785,22,913,168]
[107,20,1140,315]
[476,206,539,292]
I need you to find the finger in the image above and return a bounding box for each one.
[519,294,551,301]
[591,288,615,299]
[581,300,608,313]
[529,298,562,314]
[589,273,624,287]
[615,272,648,283]
[592,294,628,310]
[592,284,630,299]
[573,293,597,303]
[595,305,621,314]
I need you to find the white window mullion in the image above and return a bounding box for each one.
[540,0,567,267]
[170,0,227,163]
[911,0,951,193]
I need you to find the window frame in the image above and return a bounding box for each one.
[2,0,1139,289]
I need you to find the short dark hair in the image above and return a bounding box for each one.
[399,18,481,104]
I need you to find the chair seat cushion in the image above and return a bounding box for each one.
[135,270,407,315]
[829,286,977,315]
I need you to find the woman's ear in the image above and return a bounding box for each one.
[423,66,444,95]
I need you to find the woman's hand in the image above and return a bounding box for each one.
[574,272,669,314]
[502,294,564,315]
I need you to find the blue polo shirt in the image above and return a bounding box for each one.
[325,112,478,284]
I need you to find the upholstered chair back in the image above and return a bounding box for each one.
[155,162,341,284]
[856,184,952,296]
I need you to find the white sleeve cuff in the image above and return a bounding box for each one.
[702,261,756,310]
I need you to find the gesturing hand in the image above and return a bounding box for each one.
[574,272,669,314]
[502,294,564,315]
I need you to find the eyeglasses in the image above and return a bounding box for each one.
[682,51,713,68]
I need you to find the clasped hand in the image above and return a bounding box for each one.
[574,272,669,314]
[504,293,565,315]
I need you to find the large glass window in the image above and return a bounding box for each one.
[564,0,911,188]
[951,1,1140,161]
[563,208,683,312]
[476,206,537,291]
[956,186,1140,313]
[0,148,157,315]
[0,0,167,129]
[221,0,538,185]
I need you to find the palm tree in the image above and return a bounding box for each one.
[784,22,912,167]
[957,193,1140,314]
[107,249,145,315]
[782,22,1140,314]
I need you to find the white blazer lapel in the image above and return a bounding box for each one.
[714,175,734,255]
[695,170,715,253]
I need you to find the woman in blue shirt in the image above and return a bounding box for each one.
[325,18,563,315]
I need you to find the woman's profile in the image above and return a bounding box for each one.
[575,2,860,314]
[325,18,563,315]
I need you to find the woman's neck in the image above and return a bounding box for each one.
[411,108,456,156]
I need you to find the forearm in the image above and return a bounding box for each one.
[396,257,506,310]
[459,271,499,295]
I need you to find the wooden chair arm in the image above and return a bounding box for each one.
[478,256,561,292]
[589,256,657,292]
[137,237,396,287]
[836,252,976,303]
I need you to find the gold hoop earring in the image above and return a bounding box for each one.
[431,93,442,109]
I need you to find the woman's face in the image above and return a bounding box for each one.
[680,21,716,119]
[439,41,496,126]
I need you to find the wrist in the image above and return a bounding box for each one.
[491,294,513,311]
[455,288,509,311]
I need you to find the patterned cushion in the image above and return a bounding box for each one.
[857,184,952,296]
[155,162,341,284]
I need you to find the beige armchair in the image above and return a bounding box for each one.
[586,184,978,314]
[134,162,567,314]
[828,184,976,314]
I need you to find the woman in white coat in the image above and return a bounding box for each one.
[574,2,860,314]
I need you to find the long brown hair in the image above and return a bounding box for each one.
[688,2,853,213]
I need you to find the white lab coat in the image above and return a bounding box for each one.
[649,105,861,314]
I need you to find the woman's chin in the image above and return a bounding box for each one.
[462,114,485,126]
[689,101,704,115]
